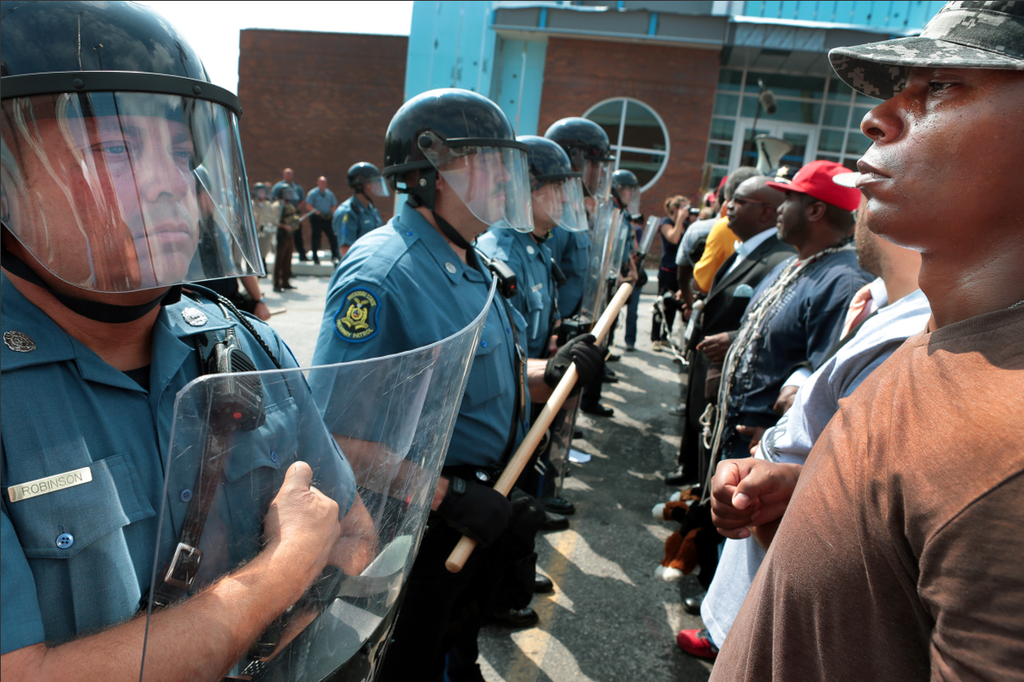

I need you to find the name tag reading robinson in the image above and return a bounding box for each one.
[8,467,93,503]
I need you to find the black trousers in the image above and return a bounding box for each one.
[678,350,710,477]
[309,215,340,261]
[377,520,503,682]
[652,269,680,341]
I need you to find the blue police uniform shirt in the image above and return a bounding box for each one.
[305,187,338,215]
[725,250,872,431]
[0,277,357,654]
[270,181,305,208]
[334,195,384,247]
[477,228,557,359]
[312,203,527,467]
[546,227,589,318]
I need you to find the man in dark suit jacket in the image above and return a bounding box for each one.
[668,176,794,488]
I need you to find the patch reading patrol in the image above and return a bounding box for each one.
[3,330,36,353]
[334,288,380,342]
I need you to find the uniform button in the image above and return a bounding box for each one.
[481,340,488,348]
[271,451,279,463]
[406,231,414,236]
[180,488,193,502]
[445,262,457,274]
[56,533,74,549]
[506,326,512,333]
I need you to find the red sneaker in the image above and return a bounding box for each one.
[676,629,719,660]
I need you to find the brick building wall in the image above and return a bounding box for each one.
[237,30,407,236]
[538,38,721,266]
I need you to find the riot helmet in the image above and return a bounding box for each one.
[0,0,261,294]
[383,88,533,233]
[347,162,390,199]
[252,182,269,200]
[611,169,641,216]
[518,135,587,234]
[543,117,614,203]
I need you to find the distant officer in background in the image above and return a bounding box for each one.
[305,175,339,265]
[271,167,307,260]
[611,169,645,352]
[251,181,279,272]
[335,162,388,259]
[311,88,602,682]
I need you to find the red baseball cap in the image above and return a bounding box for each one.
[766,160,861,212]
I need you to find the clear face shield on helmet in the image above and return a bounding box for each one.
[1,91,261,293]
[360,174,391,199]
[577,201,621,328]
[615,185,641,216]
[576,155,614,204]
[417,132,534,233]
[532,175,588,233]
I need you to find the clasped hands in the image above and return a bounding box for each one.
[710,457,803,546]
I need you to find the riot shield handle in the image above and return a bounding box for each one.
[446,281,634,572]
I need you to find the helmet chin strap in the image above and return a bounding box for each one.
[1,248,180,323]
[405,168,479,269]
[431,211,479,270]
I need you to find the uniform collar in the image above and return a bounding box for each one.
[398,203,488,285]
[1,273,232,393]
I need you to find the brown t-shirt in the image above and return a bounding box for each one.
[711,306,1024,682]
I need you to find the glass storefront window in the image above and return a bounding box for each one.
[822,103,852,127]
[709,117,735,141]
[707,68,872,185]
[819,129,846,153]
[707,142,731,165]
[718,68,744,91]
[714,93,740,117]
[743,72,825,99]
[740,96,820,124]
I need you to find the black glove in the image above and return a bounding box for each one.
[435,477,513,547]
[545,333,602,390]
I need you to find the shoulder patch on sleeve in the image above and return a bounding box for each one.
[334,288,381,342]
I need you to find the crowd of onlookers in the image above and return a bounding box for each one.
[621,158,941,668]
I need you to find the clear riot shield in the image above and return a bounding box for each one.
[141,281,496,681]
[577,201,621,333]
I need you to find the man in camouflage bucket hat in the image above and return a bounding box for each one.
[706,2,1024,680]
[830,0,1024,99]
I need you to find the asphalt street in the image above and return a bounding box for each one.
[262,258,713,682]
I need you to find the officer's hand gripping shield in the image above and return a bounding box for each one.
[576,201,621,331]
[141,281,495,681]
[1,92,262,292]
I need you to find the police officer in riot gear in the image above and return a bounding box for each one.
[0,2,367,677]
[334,161,388,259]
[611,169,646,350]
[544,117,619,420]
[312,88,603,682]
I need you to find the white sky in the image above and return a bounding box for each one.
[139,1,414,93]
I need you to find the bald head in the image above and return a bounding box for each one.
[727,176,785,241]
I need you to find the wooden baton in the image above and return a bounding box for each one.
[445,281,636,572]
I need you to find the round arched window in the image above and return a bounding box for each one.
[583,97,669,191]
